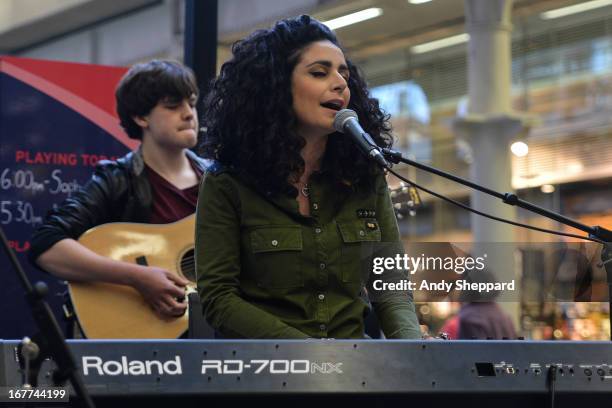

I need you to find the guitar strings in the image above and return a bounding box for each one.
[179,255,196,281]
[180,257,195,269]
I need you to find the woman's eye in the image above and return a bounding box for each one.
[311,71,326,77]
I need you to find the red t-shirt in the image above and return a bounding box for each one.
[146,163,202,224]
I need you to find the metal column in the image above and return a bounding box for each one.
[454,0,530,329]
[184,0,218,113]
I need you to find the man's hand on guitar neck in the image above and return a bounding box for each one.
[130,266,189,318]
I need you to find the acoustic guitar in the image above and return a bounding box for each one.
[69,215,196,339]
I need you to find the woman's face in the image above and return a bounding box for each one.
[291,40,351,138]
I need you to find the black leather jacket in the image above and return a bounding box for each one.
[29,149,208,263]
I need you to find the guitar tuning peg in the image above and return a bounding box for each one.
[393,203,402,209]
[409,209,416,217]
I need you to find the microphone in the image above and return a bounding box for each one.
[333,109,389,168]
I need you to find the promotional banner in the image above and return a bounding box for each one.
[0,56,136,339]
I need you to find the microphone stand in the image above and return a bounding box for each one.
[379,147,612,339]
[0,226,96,407]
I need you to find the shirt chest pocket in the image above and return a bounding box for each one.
[249,225,304,289]
[337,220,381,283]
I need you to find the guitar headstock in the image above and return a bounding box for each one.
[389,182,421,219]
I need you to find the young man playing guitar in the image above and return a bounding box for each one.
[29,60,208,335]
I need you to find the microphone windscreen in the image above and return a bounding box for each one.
[333,109,358,133]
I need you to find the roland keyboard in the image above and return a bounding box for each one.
[1,339,611,407]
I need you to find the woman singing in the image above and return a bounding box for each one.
[196,15,420,339]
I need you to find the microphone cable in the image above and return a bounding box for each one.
[547,364,558,408]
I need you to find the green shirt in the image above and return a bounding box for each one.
[195,167,420,339]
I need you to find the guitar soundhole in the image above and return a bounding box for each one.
[180,248,196,283]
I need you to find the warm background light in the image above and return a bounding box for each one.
[510,141,529,157]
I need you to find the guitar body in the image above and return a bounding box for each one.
[70,215,196,339]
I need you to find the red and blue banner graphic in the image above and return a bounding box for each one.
[0,56,135,339]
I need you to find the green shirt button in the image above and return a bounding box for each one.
[271,239,279,246]
[319,263,326,270]
[359,230,365,237]
[319,324,326,331]
[318,294,325,300]
[315,228,322,234]
[313,203,319,210]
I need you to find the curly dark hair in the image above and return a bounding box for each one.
[116,59,199,140]
[200,15,392,195]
